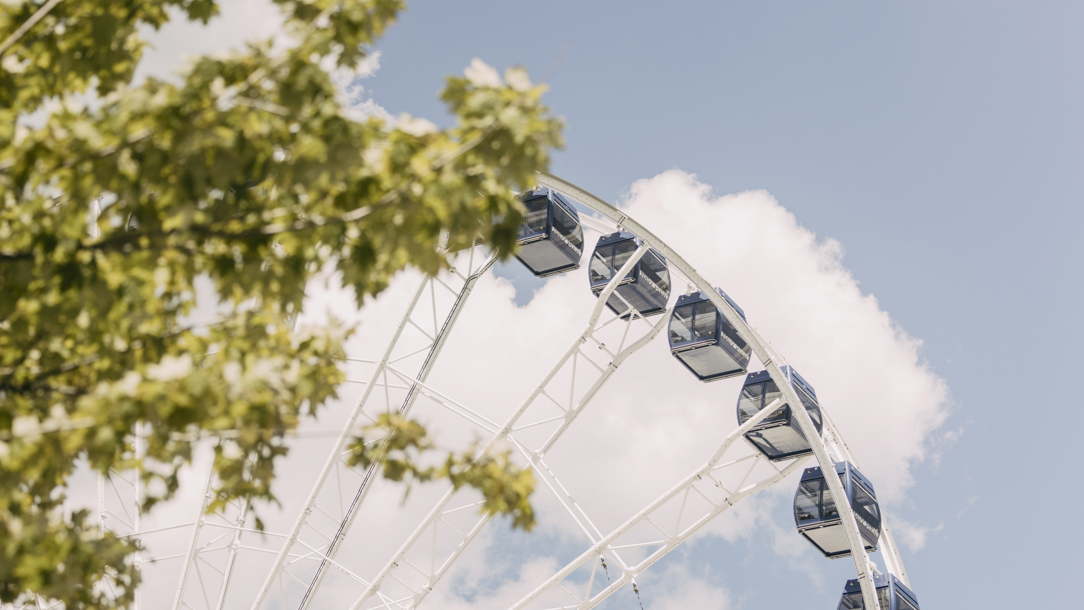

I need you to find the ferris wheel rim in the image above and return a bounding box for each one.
[531,171,908,609]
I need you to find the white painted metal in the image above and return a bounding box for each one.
[534,172,893,610]
[167,281,332,609]
[820,410,911,587]
[244,280,428,606]
[294,252,500,608]
[211,497,251,610]
[146,247,494,610]
[774,363,881,610]
[507,397,806,609]
[170,452,219,609]
[242,248,498,610]
[162,456,253,610]
[343,245,670,610]
[96,423,155,608]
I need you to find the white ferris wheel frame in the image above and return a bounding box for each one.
[29,172,913,610]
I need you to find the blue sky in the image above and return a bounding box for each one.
[136,2,1082,608]
[358,2,1082,607]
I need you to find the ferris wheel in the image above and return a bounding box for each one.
[83,173,920,610]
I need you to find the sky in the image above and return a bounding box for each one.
[123,1,1083,609]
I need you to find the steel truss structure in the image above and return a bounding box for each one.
[523,173,911,610]
[7,173,913,610]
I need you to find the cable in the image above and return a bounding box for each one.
[632,579,646,610]
[600,557,622,610]
[0,0,64,58]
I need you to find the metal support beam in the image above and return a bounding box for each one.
[344,246,667,610]
[171,452,220,609]
[506,398,802,609]
[246,248,497,610]
[294,253,498,609]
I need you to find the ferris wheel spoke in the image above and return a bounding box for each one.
[92,424,155,608]
[155,475,253,610]
[383,364,501,433]
[343,248,669,610]
[504,439,641,577]
[507,438,600,545]
[188,248,500,610]
[509,399,810,610]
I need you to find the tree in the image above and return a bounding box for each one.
[0,1,563,607]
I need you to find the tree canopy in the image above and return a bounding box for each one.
[0,1,562,607]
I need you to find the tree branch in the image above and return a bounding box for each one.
[0,0,65,59]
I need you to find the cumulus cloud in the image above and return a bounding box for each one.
[426,555,566,610]
[890,515,945,552]
[124,170,950,607]
[331,52,394,123]
[647,563,734,610]
[616,170,951,501]
[464,58,503,88]
[429,555,734,610]
[134,0,391,123]
[134,0,286,84]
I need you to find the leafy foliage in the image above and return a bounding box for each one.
[349,414,536,531]
[0,0,561,606]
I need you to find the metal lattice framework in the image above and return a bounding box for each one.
[6,173,913,610]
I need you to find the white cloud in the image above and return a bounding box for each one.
[464,58,502,88]
[426,555,567,610]
[331,52,394,123]
[135,1,391,123]
[889,515,944,552]
[396,114,438,137]
[134,0,286,84]
[144,353,193,381]
[616,170,952,501]
[646,563,734,610]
